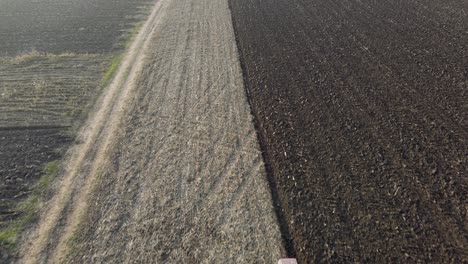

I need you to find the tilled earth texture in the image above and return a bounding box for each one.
[0,0,152,56]
[229,0,467,262]
[20,0,284,262]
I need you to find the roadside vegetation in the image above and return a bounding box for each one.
[0,161,58,251]
[102,21,143,86]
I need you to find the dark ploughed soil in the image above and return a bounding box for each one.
[229,0,467,262]
[0,0,152,56]
[0,127,71,225]
[0,127,71,261]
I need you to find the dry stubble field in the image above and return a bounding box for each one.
[22,0,285,262]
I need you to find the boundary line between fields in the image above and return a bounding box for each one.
[226,1,297,259]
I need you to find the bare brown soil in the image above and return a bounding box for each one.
[229,0,468,262]
[0,0,153,56]
[0,127,71,219]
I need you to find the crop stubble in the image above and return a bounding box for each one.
[229,0,467,262]
[21,0,284,262]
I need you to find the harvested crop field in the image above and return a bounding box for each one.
[229,0,467,262]
[17,0,284,262]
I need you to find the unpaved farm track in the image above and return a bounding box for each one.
[19,0,284,263]
[230,0,467,262]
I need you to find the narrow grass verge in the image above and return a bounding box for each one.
[101,21,143,87]
[0,161,59,255]
[100,53,124,87]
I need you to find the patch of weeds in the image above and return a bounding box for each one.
[0,226,19,250]
[8,50,43,64]
[38,161,59,190]
[100,20,143,87]
[0,160,60,258]
[100,53,124,87]
[2,51,90,65]
[123,22,142,49]
[114,20,143,51]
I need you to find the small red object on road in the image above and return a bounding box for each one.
[278,258,298,264]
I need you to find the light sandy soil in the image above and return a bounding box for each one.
[18,0,285,263]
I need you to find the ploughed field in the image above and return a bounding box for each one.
[0,0,151,56]
[0,0,152,260]
[229,0,467,262]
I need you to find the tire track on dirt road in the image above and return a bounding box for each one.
[20,0,285,262]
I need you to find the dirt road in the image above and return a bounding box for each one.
[230,0,467,262]
[19,0,284,262]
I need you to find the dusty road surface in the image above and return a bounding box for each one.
[19,0,284,263]
[230,0,467,262]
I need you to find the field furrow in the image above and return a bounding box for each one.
[229,0,467,262]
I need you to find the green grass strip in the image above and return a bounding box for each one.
[0,161,59,251]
